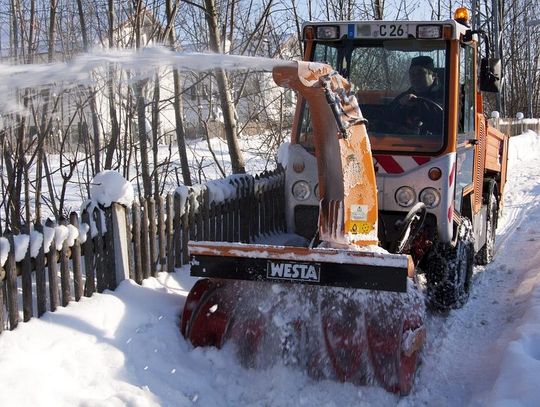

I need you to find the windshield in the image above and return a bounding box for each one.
[300,39,449,154]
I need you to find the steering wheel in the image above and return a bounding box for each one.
[409,97,443,134]
[391,202,427,254]
[414,96,443,113]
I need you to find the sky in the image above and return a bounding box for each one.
[0,129,539,406]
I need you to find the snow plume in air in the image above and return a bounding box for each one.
[0,46,295,113]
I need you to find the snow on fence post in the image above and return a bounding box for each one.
[87,171,135,290]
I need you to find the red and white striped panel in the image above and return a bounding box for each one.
[373,154,431,174]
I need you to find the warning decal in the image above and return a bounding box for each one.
[349,221,373,234]
[351,204,368,221]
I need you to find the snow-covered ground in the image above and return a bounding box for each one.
[0,131,539,407]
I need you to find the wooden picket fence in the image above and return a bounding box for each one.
[490,117,540,137]
[0,167,285,333]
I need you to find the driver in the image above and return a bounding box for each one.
[388,56,444,134]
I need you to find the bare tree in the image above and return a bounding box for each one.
[77,0,102,175]
[166,0,192,185]
[204,0,246,174]
[104,0,122,170]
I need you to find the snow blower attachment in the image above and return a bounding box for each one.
[181,61,426,395]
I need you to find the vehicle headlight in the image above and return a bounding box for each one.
[420,187,441,208]
[395,186,416,207]
[292,181,311,201]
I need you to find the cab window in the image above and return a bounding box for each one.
[298,39,449,154]
[458,44,476,143]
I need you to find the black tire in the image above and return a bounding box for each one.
[425,219,475,310]
[476,190,497,265]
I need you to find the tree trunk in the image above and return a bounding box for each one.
[77,0,102,174]
[152,73,160,196]
[166,0,192,185]
[48,0,58,62]
[132,0,152,196]
[204,0,245,174]
[135,81,153,197]
[373,0,384,20]
[290,0,304,57]
[172,69,192,185]
[104,0,121,170]
[10,0,19,60]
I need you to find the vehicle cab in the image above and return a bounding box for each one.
[285,13,503,251]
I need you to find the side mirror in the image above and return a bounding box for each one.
[480,58,501,93]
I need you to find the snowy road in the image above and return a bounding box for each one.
[406,131,540,406]
[0,131,539,407]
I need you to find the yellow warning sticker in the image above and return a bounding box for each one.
[348,221,373,234]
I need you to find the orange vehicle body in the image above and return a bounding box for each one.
[292,21,509,254]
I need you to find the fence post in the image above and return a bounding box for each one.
[59,218,72,307]
[45,219,60,311]
[93,208,107,293]
[110,203,131,288]
[0,268,4,332]
[69,213,83,301]
[141,199,151,280]
[181,195,190,265]
[132,201,143,284]
[173,193,183,267]
[148,197,158,277]
[124,206,135,281]
[6,233,18,330]
[157,196,166,271]
[81,211,96,297]
[166,194,175,273]
[20,226,33,322]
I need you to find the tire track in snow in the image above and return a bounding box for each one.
[403,135,540,406]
